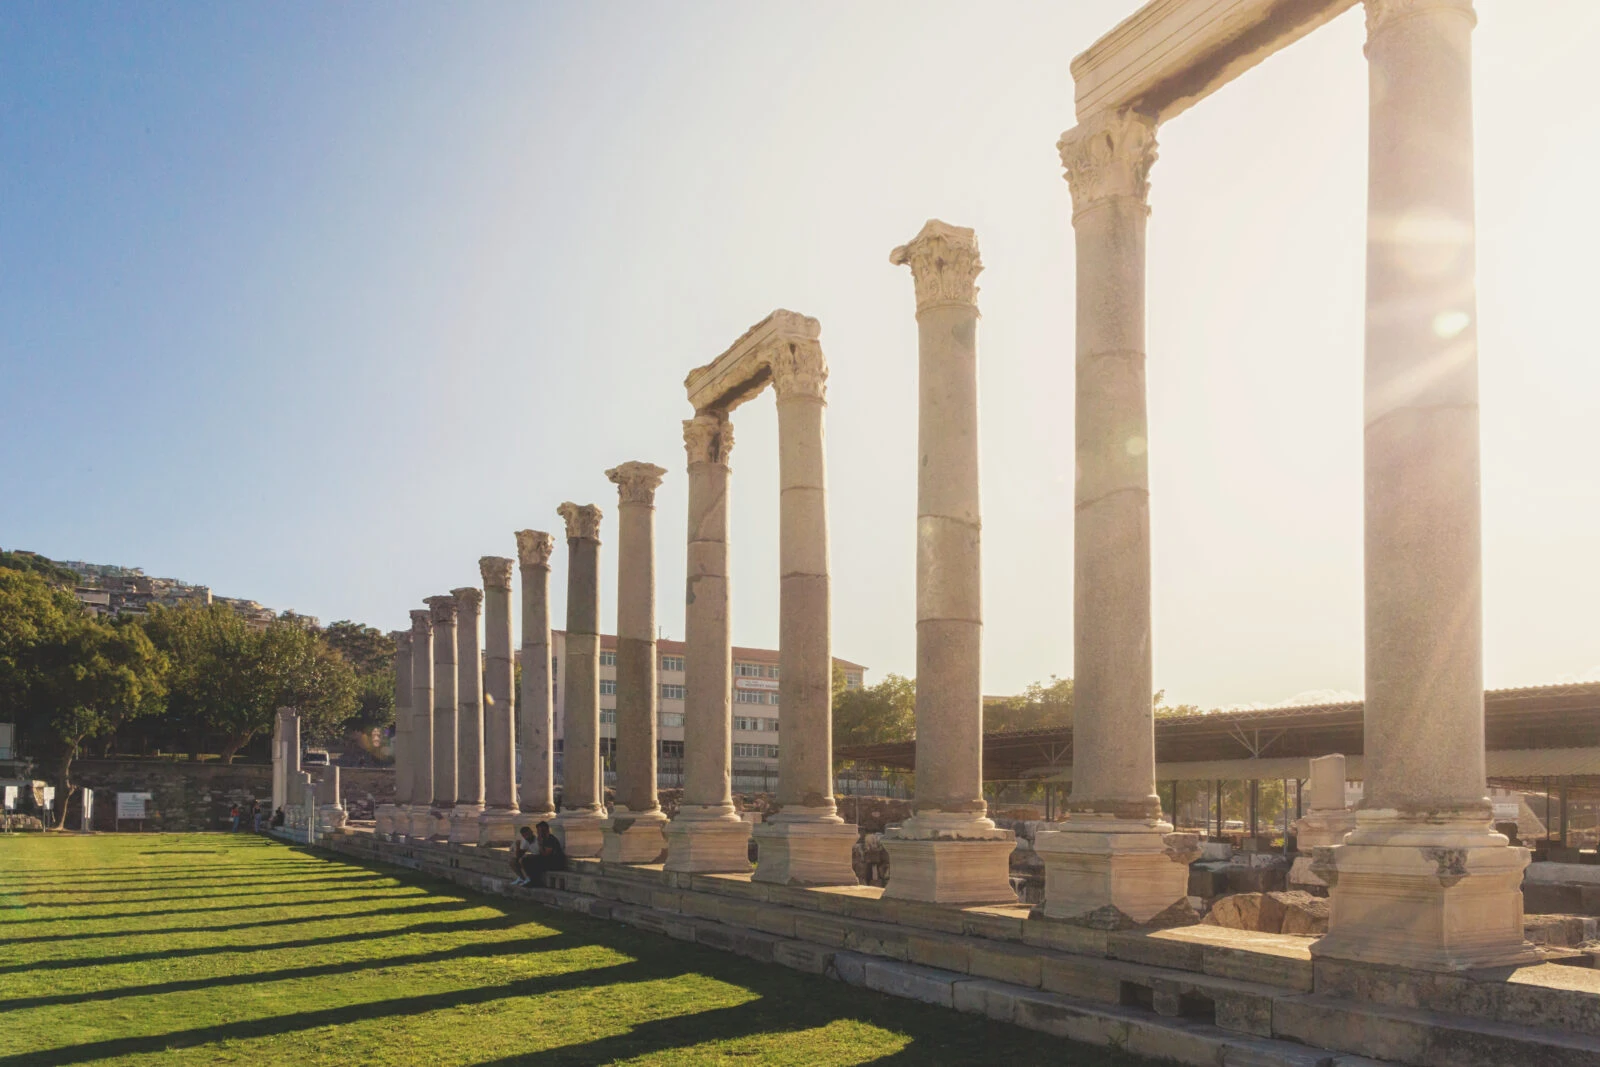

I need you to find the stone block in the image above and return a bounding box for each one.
[843,920,910,961]
[907,934,972,973]
[1040,953,1123,1003]
[952,978,1020,1022]
[649,890,682,913]
[773,939,833,974]
[711,898,760,928]
[793,912,851,947]
[1109,929,1207,971]
[879,831,1018,906]
[862,959,959,1008]
[1526,883,1584,915]
[962,907,1028,941]
[830,950,870,986]
[1022,915,1110,956]
[968,941,1042,988]
[1269,994,1426,1065]
[1034,824,1196,925]
[1124,1016,1230,1067]
[751,904,798,938]
[751,818,869,887]
[663,816,754,874]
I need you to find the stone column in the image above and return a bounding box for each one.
[600,462,670,863]
[752,334,857,886]
[1289,754,1356,891]
[516,530,558,822]
[1033,109,1199,927]
[425,594,459,840]
[1314,0,1533,971]
[665,414,751,872]
[377,630,412,840]
[449,586,485,844]
[553,502,606,857]
[881,220,1015,904]
[407,608,435,839]
[478,556,520,846]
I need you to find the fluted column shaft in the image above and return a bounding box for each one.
[559,504,604,817]
[391,633,414,805]
[517,531,557,818]
[1062,111,1162,822]
[425,596,458,812]
[681,416,736,817]
[1360,0,1485,819]
[608,463,665,815]
[772,344,836,816]
[409,609,434,811]
[452,587,485,810]
[480,558,518,813]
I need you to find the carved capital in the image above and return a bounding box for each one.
[450,587,483,614]
[424,594,457,625]
[1365,0,1475,41]
[514,529,554,568]
[1058,110,1159,215]
[606,460,667,506]
[767,338,828,401]
[890,219,982,313]
[409,608,433,636]
[389,630,412,651]
[683,413,733,467]
[557,501,603,541]
[479,556,514,590]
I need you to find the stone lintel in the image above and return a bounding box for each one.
[1071,0,1357,124]
[684,309,820,414]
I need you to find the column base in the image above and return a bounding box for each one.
[881,813,1018,905]
[427,806,453,841]
[373,804,398,840]
[664,812,753,873]
[1033,818,1200,928]
[316,805,348,835]
[448,804,484,845]
[752,809,859,886]
[600,808,669,864]
[477,809,521,848]
[1288,810,1357,890]
[1311,811,1539,972]
[553,810,608,858]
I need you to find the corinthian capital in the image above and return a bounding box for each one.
[514,529,554,568]
[1365,0,1475,40]
[606,460,667,506]
[389,630,411,651]
[557,502,603,541]
[451,587,483,614]
[768,338,828,401]
[424,595,457,625]
[1058,110,1159,215]
[683,413,733,467]
[410,608,433,636]
[479,556,514,590]
[890,219,982,313]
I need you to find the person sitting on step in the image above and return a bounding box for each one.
[511,822,565,886]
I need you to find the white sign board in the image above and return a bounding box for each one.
[2,786,15,812]
[735,677,778,691]
[82,788,94,830]
[42,786,54,809]
[117,792,152,820]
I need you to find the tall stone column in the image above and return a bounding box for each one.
[752,334,857,886]
[1033,109,1199,927]
[516,530,558,822]
[478,556,520,846]
[1314,0,1532,971]
[449,586,485,844]
[377,630,412,840]
[600,462,670,863]
[425,594,459,840]
[665,414,751,873]
[553,502,606,857]
[407,608,435,840]
[881,220,1016,904]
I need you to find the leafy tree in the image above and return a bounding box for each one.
[256,622,358,750]
[833,673,916,747]
[320,620,393,677]
[985,675,1074,733]
[0,550,81,588]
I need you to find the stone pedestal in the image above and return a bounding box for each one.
[881,816,1017,905]
[552,812,607,859]
[477,810,520,848]
[664,813,752,873]
[601,810,671,864]
[752,813,859,887]
[409,806,439,841]
[373,804,399,841]
[1033,819,1199,928]
[449,804,484,845]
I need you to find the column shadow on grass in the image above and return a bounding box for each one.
[0,890,433,935]
[6,872,394,898]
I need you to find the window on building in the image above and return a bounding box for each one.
[599,737,617,758]
[661,655,685,672]
[734,662,765,677]
[600,651,617,666]
[733,743,779,759]
[553,739,564,753]
[735,690,765,704]
[659,713,684,729]
[766,665,780,679]
[551,656,559,678]
[660,684,685,701]
[660,740,684,758]
[845,671,863,690]
[600,679,616,695]
[767,692,780,705]
[600,710,615,724]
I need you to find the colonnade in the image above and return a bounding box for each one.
[372,0,1525,970]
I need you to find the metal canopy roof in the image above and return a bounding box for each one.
[835,682,1600,782]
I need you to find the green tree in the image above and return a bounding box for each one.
[984,675,1074,733]
[833,673,916,747]
[320,620,393,677]
[0,550,81,588]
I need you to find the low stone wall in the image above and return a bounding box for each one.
[67,759,394,831]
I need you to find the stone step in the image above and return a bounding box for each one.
[1273,992,1600,1067]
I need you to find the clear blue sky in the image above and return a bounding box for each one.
[4,1,1597,707]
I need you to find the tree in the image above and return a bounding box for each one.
[255,622,358,750]
[833,673,916,747]
[985,675,1074,733]
[0,550,81,588]
[320,620,393,677]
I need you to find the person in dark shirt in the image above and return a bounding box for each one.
[511,822,565,886]
[270,807,285,829]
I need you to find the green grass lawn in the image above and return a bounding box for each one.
[0,834,1160,1066]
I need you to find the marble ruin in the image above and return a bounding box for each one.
[344,3,1588,1062]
